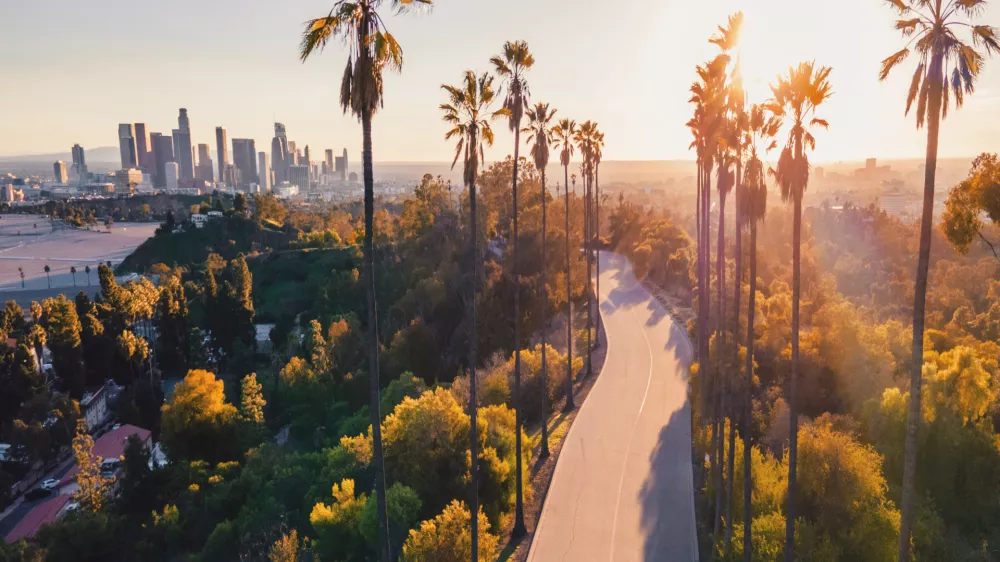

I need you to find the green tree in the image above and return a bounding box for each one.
[441,68,502,558]
[769,61,833,560]
[240,372,267,424]
[300,1,433,555]
[234,192,247,214]
[491,39,533,538]
[524,101,556,459]
[401,500,499,562]
[71,419,108,513]
[160,369,239,463]
[155,275,189,375]
[878,2,1000,557]
[941,153,1000,259]
[552,118,577,412]
[45,294,86,398]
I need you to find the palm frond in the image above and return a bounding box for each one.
[880,48,911,81]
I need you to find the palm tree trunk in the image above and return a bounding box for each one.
[714,188,727,537]
[784,183,802,562]
[898,57,943,562]
[594,163,601,348]
[361,110,391,562]
[468,166,481,562]
[727,160,742,552]
[512,131,527,539]
[540,169,550,459]
[696,159,704,420]
[585,170,593,377]
[743,221,757,562]
[564,168,575,413]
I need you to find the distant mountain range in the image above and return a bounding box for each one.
[0,146,121,164]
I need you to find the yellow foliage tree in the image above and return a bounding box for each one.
[401,500,499,562]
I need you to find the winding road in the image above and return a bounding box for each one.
[527,251,698,562]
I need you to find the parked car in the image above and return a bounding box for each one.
[40,478,59,491]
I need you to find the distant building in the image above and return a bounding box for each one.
[114,169,144,195]
[80,386,109,432]
[118,124,138,169]
[288,141,298,165]
[815,167,825,181]
[150,133,174,188]
[232,139,258,191]
[258,151,271,192]
[866,158,876,170]
[215,127,229,185]
[71,144,87,178]
[134,123,152,171]
[165,162,179,191]
[325,149,334,172]
[304,145,312,171]
[271,123,289,184]
[349,171,358,183]
[276,182,299,198]
[335,149,348,181]
[52,161,68,184]
[190,213,208,228]
[287,165,309,191]
[172,109,194,181]
[195,144,214,182]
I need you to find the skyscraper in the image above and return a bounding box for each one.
[304,145,312,168]
[134,123,152,171]
[325,149,334,172]
[258,151,271,192]
[150,133,174,188]
[215,127,229,185]
[172,108,194,181]
[53,161,68,183]
[288,141,298,166]
[196,144,214,182]
[118,124,138,169]
[287,165,309,190]
[271,123,289,184]
[165,162,179,191]
[71,144,87,178]
[335,148,348,181]
[232,138,258,190]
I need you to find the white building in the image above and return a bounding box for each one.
[190,213,208,228]
[165,162,179,191]
[276,182,298,199]
[258,151,271,192]
[80,387,109,432]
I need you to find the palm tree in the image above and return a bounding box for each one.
[18,266,24,288]
[85,265,91,286]
[591,128,605,349]
[71,266,77,287]
[441,69,502,562]
[879,2,1000,558]
[769,61,832,562]
[740,103,780,561]
[524,102,557,459]
[574,121,598,379]
[299,1,431,558]
[491,39,533,539]
[44,265,51,289]
[553,119,577,413]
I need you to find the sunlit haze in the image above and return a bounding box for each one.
[2,0,1000,162]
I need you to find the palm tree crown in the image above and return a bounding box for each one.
[553,119,577,168]
[743,104,781,228]
[491,40,534,132]
[441,71,503,185]
[524,103,557,173]
[300,0,431,119]
[769,61,833,203]
[880,0,1000,127]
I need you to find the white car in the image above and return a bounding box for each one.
[40,478,59,491]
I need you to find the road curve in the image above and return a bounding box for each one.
[527,251,698,562]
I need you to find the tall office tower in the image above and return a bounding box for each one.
[215,127,229,185]
[258,151,271,192]
[271,123,289,183]
[232,139,258,190]
[287,165,309,190]
[324,149,334,172]
[195,144,214,182]
[71,144,87,177]
[172,108,194,180]
[165,162,179,191]
[118,124,138,168]
[53,161,68,183]
[304,145,312,170]
[134,123,152,170]
[150,133,175,188]
[288,141,297,165]
[335,148,348,181]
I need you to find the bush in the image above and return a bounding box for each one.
[401,500,499,562]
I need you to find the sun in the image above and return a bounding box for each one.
[735,15,798,104]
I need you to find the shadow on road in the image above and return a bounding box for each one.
[638,405,697,562]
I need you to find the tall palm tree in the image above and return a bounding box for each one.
[524,102,557,459]
[85,265,91,286]
[441,69,502,562]
[71,266,77,287]
[879,2,1000,559]
[574,121,598,379]
[553,119,577,413]
[740,103,780,561]
[44,265,51,289]
[769,61,832,562]
[591,128,605,349]
[491,38,533,539]
[299,1,431,558]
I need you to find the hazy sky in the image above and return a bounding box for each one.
[2,0,1000,163]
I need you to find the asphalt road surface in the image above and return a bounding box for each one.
[527,251,698,562]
